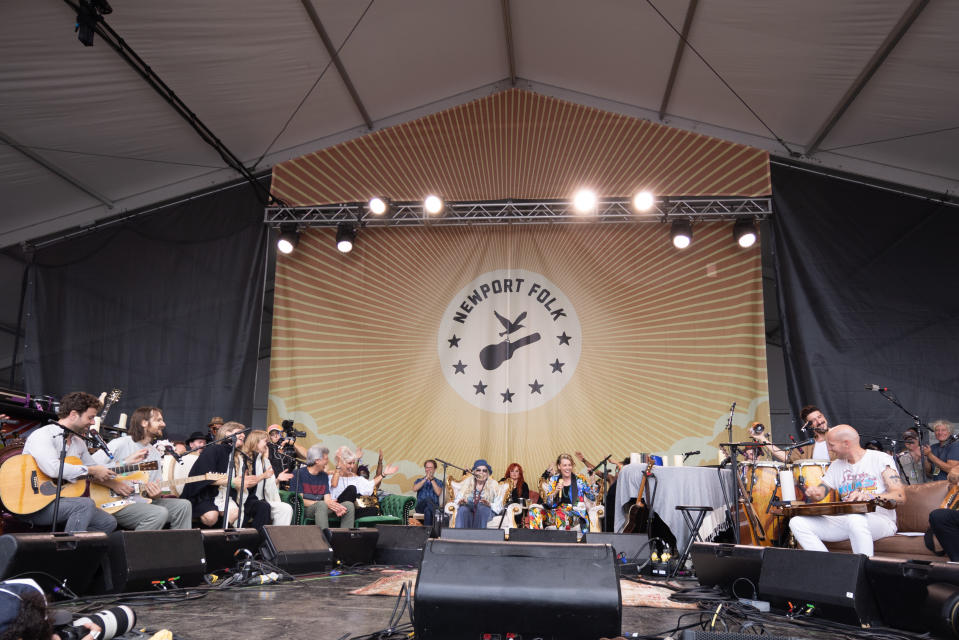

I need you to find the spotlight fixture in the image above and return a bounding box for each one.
[572,189,597,213]
[424,195,444,215]
[733,218,758,248]
[277,225,299,255]
[336,223,357,253]
[368,197,388,215]
[633,190,655,212]
[670,219,692,249]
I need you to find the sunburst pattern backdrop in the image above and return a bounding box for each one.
[268,223,768,492]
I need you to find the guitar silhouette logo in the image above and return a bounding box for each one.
[437,269,581,414]
[480,311,541,370]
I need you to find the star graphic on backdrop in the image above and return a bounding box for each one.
[452,360,467,374]
[529,379,543,394]
[550,359,565,373]
[557,332,572,346]
[473,380,487,395]
[501,388,515,403]
[448,335,461,348]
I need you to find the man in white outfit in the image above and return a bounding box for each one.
[788,424,905,557]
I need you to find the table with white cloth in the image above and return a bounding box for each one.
[613,463,735,552]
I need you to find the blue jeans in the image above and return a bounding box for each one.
[416,499,438,526]
[455,503,492,529]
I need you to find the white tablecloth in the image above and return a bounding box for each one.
[613,463,735,552]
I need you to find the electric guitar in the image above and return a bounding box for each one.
[623,457,657,533]
[89,470,225,513]
[0,454,158,515]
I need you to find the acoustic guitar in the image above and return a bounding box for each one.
[89,470,225,513]
[0,454,158,515]
[623,458,656,533]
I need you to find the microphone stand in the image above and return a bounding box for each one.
[214,429,250,532]
[725,402,740,542]
[875,389,931,483]
[49,423,104,534]
[434,458,469,527]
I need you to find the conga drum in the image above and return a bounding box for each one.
[741,460,786,546]
[792,460,837,502]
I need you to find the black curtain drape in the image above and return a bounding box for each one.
[770,164,959,441]
[23,182,268,440]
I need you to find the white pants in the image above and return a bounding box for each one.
[789,513,897,557]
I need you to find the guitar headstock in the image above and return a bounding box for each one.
[100,389,122,419]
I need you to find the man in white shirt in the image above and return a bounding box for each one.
[91,406,193,530]
[788,425,906,556]
[21,392,120,533]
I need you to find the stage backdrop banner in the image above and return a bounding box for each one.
[267,223,768,491]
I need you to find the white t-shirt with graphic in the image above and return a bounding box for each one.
[823,449,897,525]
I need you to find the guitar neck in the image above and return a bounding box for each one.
[110,461,158,475]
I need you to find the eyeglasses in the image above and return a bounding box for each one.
[474,468,490,473]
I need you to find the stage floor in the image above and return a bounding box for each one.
[50,569,867,640]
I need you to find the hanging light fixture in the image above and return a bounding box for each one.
[276,225,299,254]
[670,219,692,249]
[733,218,758,248]
[336,223,357,253]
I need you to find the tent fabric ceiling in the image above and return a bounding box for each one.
[272,88,771,205]
[1,0,956,248]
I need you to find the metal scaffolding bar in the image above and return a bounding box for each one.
[264,197,772,228]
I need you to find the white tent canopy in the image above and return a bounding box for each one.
[2,0,957,248]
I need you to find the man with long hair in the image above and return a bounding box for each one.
[91,406,192,530]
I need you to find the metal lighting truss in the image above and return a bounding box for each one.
[264,197,772,228]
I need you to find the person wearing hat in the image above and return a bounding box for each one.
[207,416,224,440]
[186,431,209,453]
[453,459,503,529]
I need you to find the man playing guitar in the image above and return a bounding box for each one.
[19,392,123,533]
[788,425,906,557]
[90,406,193,530]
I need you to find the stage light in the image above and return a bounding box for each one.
[277,226,299,255]
[671,219,692,249]
[424,195,444,215]
[573,189,597,213]
[336,223,357,253]
[369,197,388,215]
[733,218,758,248]
[633,190,655,212]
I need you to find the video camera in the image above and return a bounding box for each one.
[281,419,306,440]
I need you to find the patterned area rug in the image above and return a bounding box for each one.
[350,569,696,609]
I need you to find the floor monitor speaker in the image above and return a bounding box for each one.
[200,528,260,573]
[106,529,205,592]
[324,528,378,566]
[759,547,879,626]
[439,528,505,542]
[415,539,621,640]
[0,532,109,596]
[507,528,577,544]
[583,532,650,561]
[690,542,765,597]
[260,525,333,574]
[373,525,429,566]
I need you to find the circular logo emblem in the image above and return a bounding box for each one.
[438,269,582,414]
